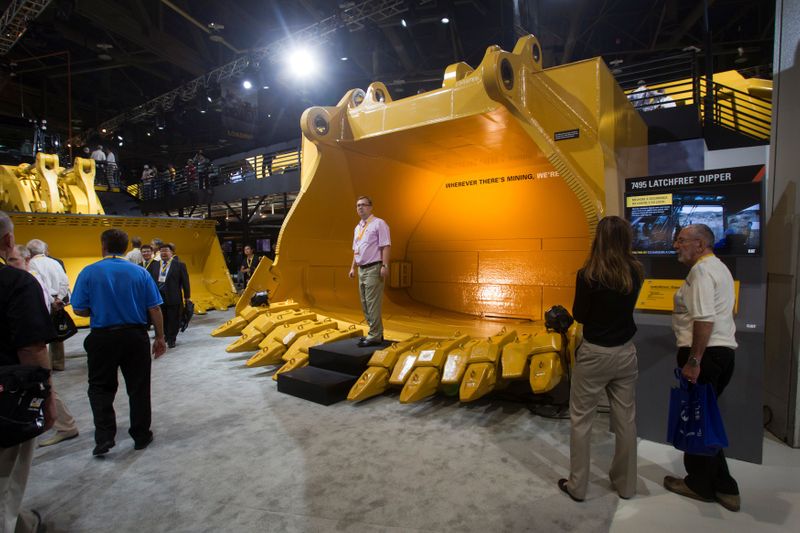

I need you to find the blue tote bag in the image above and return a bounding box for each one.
[666,368,729,456]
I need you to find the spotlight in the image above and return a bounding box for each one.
[146,132,152,137]
[242,79,253,90]
[117,135,123,140]
[401,19,407,27]
[262,85,270,90]
[441,17,450,24]
[155,109,166,131]
[340,56,348,61]
[286,47,317,79]
[101,128,107,133]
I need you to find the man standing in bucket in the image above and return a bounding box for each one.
[349,196,391,347]
[663,223,740,512]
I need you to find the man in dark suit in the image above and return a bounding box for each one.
[147,243,190,348]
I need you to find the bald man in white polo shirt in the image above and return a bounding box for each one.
[663,223,740,512]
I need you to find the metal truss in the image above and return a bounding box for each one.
[89,0,434,140]
[0,0,52,56]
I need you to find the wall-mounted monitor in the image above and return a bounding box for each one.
[624,165,764,256]
[256,238,271,253]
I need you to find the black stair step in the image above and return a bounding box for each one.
[308,338,392,376]
[276,366,357,405]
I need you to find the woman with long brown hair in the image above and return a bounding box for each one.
[559,216,644,502]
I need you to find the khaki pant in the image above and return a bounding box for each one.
[0,439,37,533]
[358,263,384,340]
[49,341,64,371]
[567,339,638,500]
[52,392,77,435]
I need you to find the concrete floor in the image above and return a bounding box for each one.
[23,309,800,532]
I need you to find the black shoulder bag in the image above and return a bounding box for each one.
[0,365,51,448]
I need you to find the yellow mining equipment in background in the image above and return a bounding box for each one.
[3,153,237,326]
[1,154,104,215]
[222,34,645,402]
[10,213,237,326]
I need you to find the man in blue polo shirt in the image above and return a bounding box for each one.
[72,228,166,456]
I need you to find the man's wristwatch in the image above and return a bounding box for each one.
[688,356,700,367]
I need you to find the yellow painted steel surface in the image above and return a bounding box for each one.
[259,34,644,339]
[10,213,237,326]
[3,154,235,326]
[1,154,103,214]
[218,35,646,403]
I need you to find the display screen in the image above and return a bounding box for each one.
[624,165,764,256]
[256,238,271,253]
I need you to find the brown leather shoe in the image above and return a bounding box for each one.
[715,492,741,512]
[663,476,714,502]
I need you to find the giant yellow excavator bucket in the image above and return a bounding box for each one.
[10,214,237,326]
[3,154,236,326]
[252,35,645,339]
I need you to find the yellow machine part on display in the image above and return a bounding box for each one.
[218,34,646,403]
[1,154,104,215]
[10,213,237,326]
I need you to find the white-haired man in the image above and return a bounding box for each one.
[664,223,740,512]
[27,239,71,371]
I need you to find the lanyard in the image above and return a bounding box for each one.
[144,259,153,269]
[355,215,374,243]
[246,256,253,268]
[160,259,172,275]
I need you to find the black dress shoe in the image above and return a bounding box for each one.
[168,341,176,348]
[357,337,383,347]
[134,434,154,450]
[92,440,115,456]
[558,478,584,502]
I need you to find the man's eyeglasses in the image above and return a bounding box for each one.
[356,203,371,207]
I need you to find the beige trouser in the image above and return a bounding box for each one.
[52,392,78,435]
[0,439,37,533]
[358,263,385,340]
[49,341,64,371]
[567,339,638,500]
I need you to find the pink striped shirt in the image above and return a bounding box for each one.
[353,216,391,265]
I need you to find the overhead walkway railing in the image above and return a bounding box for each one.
[699,78,771,141]
[613,50,772,142]
[135,146,301,202]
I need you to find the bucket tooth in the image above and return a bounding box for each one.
[212,316,249,337]
[225,329,265,352]
[440,339,481,385]
[246,344,287,367]
[273,353,309,380]
[262,299,301,316]
[348,367,390,402]
[529,352,564,393]
[468,328,518,364]
[460,362,497,402]
[368,334,429,369]
[399,367,440,403]
[501,334,536,379]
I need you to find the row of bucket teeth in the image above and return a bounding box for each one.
[214,300,580,404]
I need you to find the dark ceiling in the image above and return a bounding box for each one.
[0,0,776,170]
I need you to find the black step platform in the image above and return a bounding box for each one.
[276,366,357,405]
[308,338,392,377]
